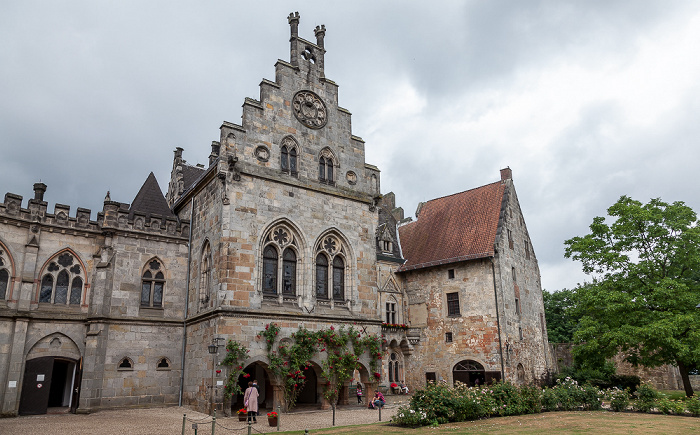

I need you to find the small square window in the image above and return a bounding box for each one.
[445,332,453,343]
[448,269,455,279]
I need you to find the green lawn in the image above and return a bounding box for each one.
[286,411,700,434]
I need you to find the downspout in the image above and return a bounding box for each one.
[179,197,194,406]
[490,257,506,381]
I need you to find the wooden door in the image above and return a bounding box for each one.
[18,357,54,415]
[70,357,83,413]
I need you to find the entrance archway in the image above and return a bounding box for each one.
[295,365,318,405]
[452,360,485,387]
[19,356,79,415]
[234,362,271,411]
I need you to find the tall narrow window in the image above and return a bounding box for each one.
[316,254,329,299]
[446,292,460,316]
[200,243,212,306]
[508,229,514,249]
[327,161,334,184]
[289,148,297,175]
[0,269,8,300]
[515,298,520,315]
[512,267,516,282]
[332,256,344,300]
[319,157,327,182]
[70,277,82,305]
[263,246,278,294]
[40,275,53,302]
[54,271,69,304]
[386,301,396,324]
[524,240,530,260]
[282,248,296,295]
[141,259,165,308]
[281,146,289,172]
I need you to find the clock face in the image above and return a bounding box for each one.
[292,91,327,129]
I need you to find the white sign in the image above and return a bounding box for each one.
[37,374,45,382]
[8,381,16,388]
[216,380,224,386]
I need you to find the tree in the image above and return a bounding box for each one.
[564,196,700,397]
[542,289,579,343]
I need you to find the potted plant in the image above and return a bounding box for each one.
[267,411,278,426]
[390,382,399,394]
[237,408,247,422]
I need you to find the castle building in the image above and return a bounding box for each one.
[0,13,552,416]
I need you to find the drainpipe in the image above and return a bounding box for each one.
[490,257,506,381]
[179,197,194,406]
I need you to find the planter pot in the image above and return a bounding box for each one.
[268,417,278,427]
[238,414,247,421]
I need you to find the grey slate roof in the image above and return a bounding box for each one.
[129,172,175,219]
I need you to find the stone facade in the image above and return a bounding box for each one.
[0,13,553,417]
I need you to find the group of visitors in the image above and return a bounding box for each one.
[243,379,407,418]
[356,383,389,409]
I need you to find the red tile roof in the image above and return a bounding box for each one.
[397,180,505,272]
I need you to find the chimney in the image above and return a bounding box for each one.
[500,167,512,181]
[209,141,221,166]
[33,182,47,201]
[174,147,183,160]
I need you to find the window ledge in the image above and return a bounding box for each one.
[139,307,164,317]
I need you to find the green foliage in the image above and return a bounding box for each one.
[258,323,381,411]
[564,196,700,397]
[657,397,686,415]
[219,339,249,397]
[686,396,700,416]
[543,289,579,343]
[607,388,630,412]
[634,382,659,413]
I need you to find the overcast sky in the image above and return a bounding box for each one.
[2,1,699,292]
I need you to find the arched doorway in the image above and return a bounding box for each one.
[234,363,271,411]
[295,365,318,405]
[19,356,80,415]
[452,360,486,387]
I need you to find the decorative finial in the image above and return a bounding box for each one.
[105,191,111,202]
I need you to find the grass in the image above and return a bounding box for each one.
[281,411,700,434]
[658,390,688,400]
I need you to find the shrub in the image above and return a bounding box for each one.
[519,385,543,414]
[657,398,686,415]
[490,381,524,416]
[686,396,700,417]
[633,382,658,413]
[542,387,558,412]
[608,388,630,412]
[579,383,603,410]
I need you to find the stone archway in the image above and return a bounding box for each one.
[234,362,272,412]
[452,360,486,387]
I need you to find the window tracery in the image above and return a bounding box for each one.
[141,259,165,308]
[318,148,336,185]
[0,248,10,300]
[38,250,83,305]
[280,137,298,176]
[261,223,300,296]
[314,233,347,301]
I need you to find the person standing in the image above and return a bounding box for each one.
[356,383,363,404]
[243,381,259,423]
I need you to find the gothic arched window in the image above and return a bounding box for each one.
[38,251,84,305]
[199,242,212,307]
[141,259,165,308]
[314,233,349,302]
[260,222,301,297]
[281,137,298,177]
[318,149,336,185]
[0,251,10,300]
[263,245,279,294]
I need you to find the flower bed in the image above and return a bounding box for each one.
[392,378,699,427]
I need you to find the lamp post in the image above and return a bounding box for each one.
[208,337,225,415]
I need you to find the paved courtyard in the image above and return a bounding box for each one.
[0,402,403,435]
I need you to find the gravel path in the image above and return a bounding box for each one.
[0,403,402,435]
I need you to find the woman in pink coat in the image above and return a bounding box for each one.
[243,381,259,423]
